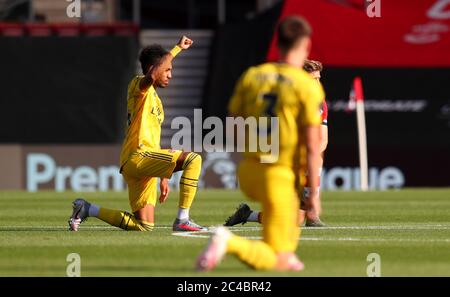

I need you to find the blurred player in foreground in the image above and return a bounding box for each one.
[224,59,328,227]
[197,16,324,271]
[68,36,206,232]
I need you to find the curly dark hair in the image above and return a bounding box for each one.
[303,59,323,73]
[139,44,168,74]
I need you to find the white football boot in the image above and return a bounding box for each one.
[196,226,231,271]
[68,198,91,231]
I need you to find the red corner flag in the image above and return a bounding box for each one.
[353,77,364,102]
[347,76,365,112]
[351,76,369,191]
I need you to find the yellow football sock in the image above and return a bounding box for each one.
[226,235,277,270]
[179,152,202,209]
[97,208,154,231]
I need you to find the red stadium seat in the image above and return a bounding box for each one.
[0,23,25,36]
[52,23,82,36]
[81,23,112,36]
[82,23,138,36]
[25,23,53,36]
[110,23,139,36]
[0,22,137,37]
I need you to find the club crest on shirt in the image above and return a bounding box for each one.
[151,106,163,124]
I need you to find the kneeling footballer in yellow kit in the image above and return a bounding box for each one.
[196,16,323,271]
[68,36,206,232]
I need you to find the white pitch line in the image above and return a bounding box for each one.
[172,232,211,239]
[0,225,260,232]
[2,224,450,231]
[300,225,450,230]
[0,226,172,231]
[165,224,450,231]
[172,232,450,243]
[2,225,450,243]
[227,224,450,230]
[300,237,450,243]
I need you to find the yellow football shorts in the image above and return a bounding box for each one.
[238,159,300,252]
[121,149,183,212]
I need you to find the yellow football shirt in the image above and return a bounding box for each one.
[228,62,325,168]
[119,78,164,167]
[120,46,181,168]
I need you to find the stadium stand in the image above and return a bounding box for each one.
[0,22,138,36]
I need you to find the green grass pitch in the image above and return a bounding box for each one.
[0,189,449,276]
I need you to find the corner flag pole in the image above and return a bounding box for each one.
[353,77,369,191]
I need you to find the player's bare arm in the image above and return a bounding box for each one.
[159,178,170,204]
[305,125,322,214]
[320,125,328,153]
